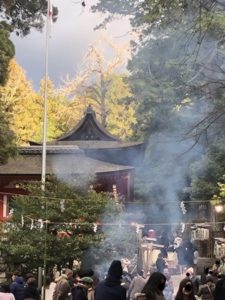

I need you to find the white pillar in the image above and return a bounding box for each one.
[3,195,8,218]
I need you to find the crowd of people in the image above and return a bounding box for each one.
[1,256,225,300]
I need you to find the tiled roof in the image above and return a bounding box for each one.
[20,145,82,154]
[0,152,133,175]
[44,140,144,149]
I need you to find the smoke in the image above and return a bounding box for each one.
[82,204,144,277]
[51,152,95,189]
[134,99,209,227]
[52,2,225,274]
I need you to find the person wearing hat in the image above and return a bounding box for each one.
[53,268,73,300]
[95,260,126,300]
[72,277,93,300]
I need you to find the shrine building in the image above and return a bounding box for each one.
[0,106,145,220]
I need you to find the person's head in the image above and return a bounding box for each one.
[65,268,73,279]
[27,277,37,287]
[45,274,53,287]
[186,267,194,276]
[215,259,221,266]
[0,283,10,293]
[78,269,94,278]
[206,277,214,284]
[25,273,35,282]
[80,277,93,289]
[137,269,144,277]
[73,272,81,284]
[142,272,166,297]
[175,278,195,299]
[12,271,20,282]
[107,260,123,280]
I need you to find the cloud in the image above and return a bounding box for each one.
[11,0,131,90]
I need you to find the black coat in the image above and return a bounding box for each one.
[24,285,40,300]
[72,285,88,300]
[95,276,126,300]
[214,278,225,300]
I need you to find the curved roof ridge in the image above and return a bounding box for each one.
[56,105,120,142]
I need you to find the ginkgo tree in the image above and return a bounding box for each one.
[0,59,42,145]
[62,36,137,140]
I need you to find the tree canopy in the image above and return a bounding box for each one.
[92,0,225,226]
[0,1,58,85]
[93,0,225,143]
[0,178,122,273]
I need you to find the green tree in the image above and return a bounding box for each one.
[92,1,225,226]
[0,178,121,273]
[190,141,225,202]
[0,0,58,36]
[0,22,14,85]
[93,1,225,143]
[0,107,17,164]
[0,1,58,85]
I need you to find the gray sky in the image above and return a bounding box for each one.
[11,0,131,90]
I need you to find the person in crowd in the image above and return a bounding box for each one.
[121,271,132,291]
[136,272,166,300]
[53,268,73,300]
[0,283,15,300]
[213,274,225,300]
[159,231,170,258]
[193,248,199,273]
[0,292,15,300]
[218,256,225,275]
[183,239,195,268]
[127,269,147,300]
[44,274,56,300]
[175,278,196,300]
[211,259,221,276]
[86,278,95,300]
[72,277,93,300]
[24,277,40,300]
[9,271,25,300]
[156,253,167,273]
[24,273,35,284]
[185,267,200,295]
[78,269,94,279]
[95,260,126,300]
[197,276,215,300]
[174,239,185,274]
[163,269,174,300]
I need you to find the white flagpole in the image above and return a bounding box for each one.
[42,2,52,299]
[41,0,51,191]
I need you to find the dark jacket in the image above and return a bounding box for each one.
[214,277,225,300]
[197,282,214,300]
[24,285,40,300]
[95,276,126,300]
[72,284,88,300]
[9,277,25,300]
